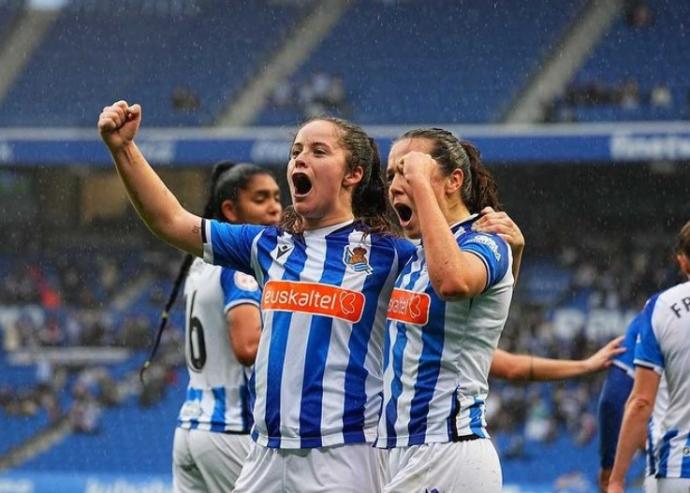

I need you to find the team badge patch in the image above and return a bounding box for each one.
[343,246,371,273]
[234,271,259,291]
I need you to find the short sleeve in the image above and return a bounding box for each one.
[634,295,664,374]
[220,268,261,312]
[202,219,264,275]
[458,232,510,289]
[612,311,643,377]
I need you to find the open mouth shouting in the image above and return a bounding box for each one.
[291,172,313,199]
[394,202,414,226]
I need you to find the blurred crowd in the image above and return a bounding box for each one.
[0,229,681,454]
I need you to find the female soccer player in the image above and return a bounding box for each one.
[378,128,514,492]
[172,162,281,492]
[608,220,690,493]
[98,101,414,492]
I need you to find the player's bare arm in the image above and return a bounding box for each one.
[401,151,488,298]
[490,336,624,381]
[227,305,261,367]
[98,100,203,257]
[607,366,660,493]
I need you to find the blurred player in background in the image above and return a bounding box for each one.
[607,220,690,493]
[173,162,281,492]
[378,129,514,492]
[598,309,668,493]
[98,101,415,492]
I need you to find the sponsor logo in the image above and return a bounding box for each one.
[261,280,365,323]
[610,133,690,161]
[234,271,259,291]
[387,288,430,325]
[343,246,371,273]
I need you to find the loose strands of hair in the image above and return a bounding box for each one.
[676,219,690,258]
[140,253,193,383]
[280,117,394,236]
[398,128,501,213]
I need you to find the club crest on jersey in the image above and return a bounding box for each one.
[343,246,371,273]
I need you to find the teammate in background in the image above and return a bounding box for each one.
[98,101,415,492]
[598,310,668,493]
[174,162,281,492]
[378,129,514,492]
[608,220,690,493]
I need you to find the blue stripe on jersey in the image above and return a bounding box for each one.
[299,231,347,448]
[256,230,279,286]
[469,398,486,438]
[407,290,446,445]
[385,321,408,448]
[658,429,679,477]
[210,387,226,432]
[187,387,203,430]
[447,389,460,440]
[681,434,690,477]
[241,373,252,432]
[264,238,308,448]
[343,239,398,444]
[647,417,656,476]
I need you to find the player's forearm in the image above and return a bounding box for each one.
[412,181,481,298]
[111,142,202,256]
[609,395,653,485]
[490,350,588,381]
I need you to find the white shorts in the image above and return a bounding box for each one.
[173,427,251,493]
[384,439,502,493]
[657,478,690,493]
[233,442,388,493]
[644,475,657,493]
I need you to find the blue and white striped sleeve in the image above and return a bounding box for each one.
[634,295,664,374]
[220,268,261,313]
[458,232,510,289]
[202,219,263,276]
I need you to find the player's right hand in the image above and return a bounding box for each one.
[98,100,142,151]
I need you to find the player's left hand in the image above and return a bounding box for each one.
[473,207,524,255]
[584,336,626,373]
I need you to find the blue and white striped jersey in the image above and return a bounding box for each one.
[177,258,260,433]
[202,219,415,449]
[635,280,690,478]
[376,216,513,448]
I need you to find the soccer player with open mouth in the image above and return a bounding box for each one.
[98,100,415,492]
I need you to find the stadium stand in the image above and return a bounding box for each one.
[0,0,304,127]
[257,0,586,125]
[553,0,690,122]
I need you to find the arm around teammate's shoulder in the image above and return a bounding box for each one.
[98,101,203,257]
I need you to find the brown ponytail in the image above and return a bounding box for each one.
[460,141,501,212]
